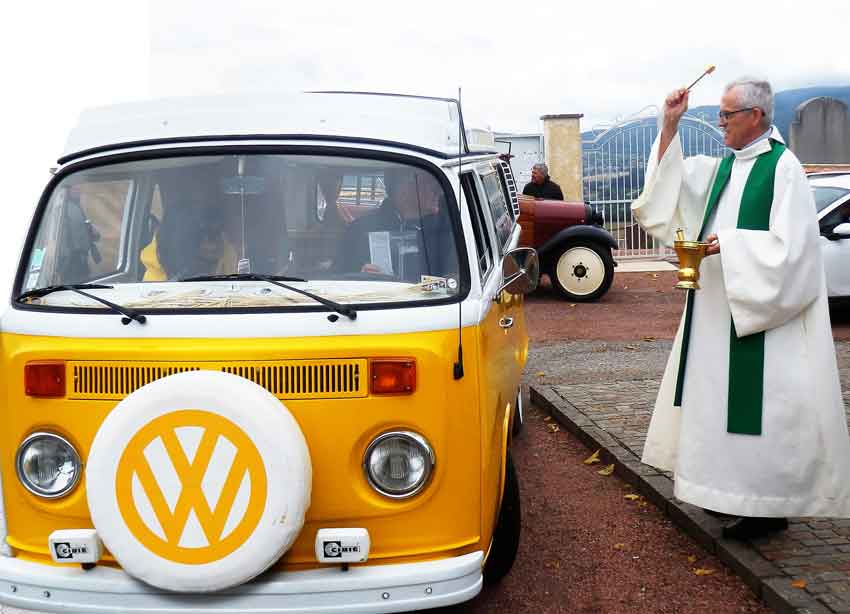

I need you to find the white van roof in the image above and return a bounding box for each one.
[61,92,480,164]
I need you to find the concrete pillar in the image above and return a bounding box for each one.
[541,113,584,201]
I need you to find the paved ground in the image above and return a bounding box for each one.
[528,270,850,614]
[438,401,769,614]
[525,270,850,344]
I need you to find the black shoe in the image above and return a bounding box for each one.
[702,508,736,520]
[722,517,788,540]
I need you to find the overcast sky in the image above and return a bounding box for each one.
[0,0,848,293]
[149,0,850,131]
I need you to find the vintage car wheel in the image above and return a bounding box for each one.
[550,241,614,302]
[87,371,312,592]
[511,388,524,436]
[484,451,521,585]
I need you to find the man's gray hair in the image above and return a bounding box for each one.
[532,162,549,175]
[724,77,774,127]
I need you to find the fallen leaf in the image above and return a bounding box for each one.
[613,543,626,550]
[791,579,807,589]
[597,464,615,476]
[687,555,697,564]
[547,423,560,433]
[651,273,659,279]
[536,371,546,377]
[543,416,551,422]
[643,336,657,342]
[583,449,601,465]
[624,344,639,350]
[568,303,577,308]
[692,568,715,576]
[623,286,629,290]
[624,494,641,501]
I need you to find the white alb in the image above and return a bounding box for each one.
[633,128,850,517]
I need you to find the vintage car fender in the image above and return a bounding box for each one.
[86,371,312,592]
[536,225,619,262]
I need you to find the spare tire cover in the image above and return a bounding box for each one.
[87,371,311,592]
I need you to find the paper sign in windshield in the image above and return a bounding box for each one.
[368,232,392,274]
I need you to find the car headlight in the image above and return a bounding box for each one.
[364,431,435,498]
[16,432,81,498]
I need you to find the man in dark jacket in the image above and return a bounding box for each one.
[522,163,564,200]
[339,167,458,282]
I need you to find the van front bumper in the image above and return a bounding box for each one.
[0,551,483,613]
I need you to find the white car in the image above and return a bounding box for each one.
[810,172,850,299]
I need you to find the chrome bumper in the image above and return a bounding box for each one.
[0,551,483,613]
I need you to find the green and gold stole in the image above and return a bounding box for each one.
[673,140,786,435]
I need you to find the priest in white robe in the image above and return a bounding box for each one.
[632,77,850,539]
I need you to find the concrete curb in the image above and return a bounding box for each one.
[531,384,830,614]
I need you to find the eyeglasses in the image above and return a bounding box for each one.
[718,107,756,121]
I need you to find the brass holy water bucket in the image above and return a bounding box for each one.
[673,229,709,290]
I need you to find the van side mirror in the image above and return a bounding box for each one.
[498,247,539,296]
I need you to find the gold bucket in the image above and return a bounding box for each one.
[673,229,709,290]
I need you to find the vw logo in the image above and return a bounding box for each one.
[115,410,268,564]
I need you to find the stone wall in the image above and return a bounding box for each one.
[789,97,850,164]
[541,114,583,201]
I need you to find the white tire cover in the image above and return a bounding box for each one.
[87,371,312,592]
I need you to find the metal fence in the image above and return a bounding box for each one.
[582,110,726,258]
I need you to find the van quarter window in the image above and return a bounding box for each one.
[461,173,492,278]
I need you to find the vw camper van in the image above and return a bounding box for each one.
[0,92,537,612]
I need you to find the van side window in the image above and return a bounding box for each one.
[24,179,133,289]
[338,173,386,211]
[74,180,134,277]
[461,173,492,277]
[480,169,513,252]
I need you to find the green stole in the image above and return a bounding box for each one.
[673,139,786,435]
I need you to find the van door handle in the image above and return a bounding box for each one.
[499,316,514,329]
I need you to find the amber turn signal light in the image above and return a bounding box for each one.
[370,360,416,395]
[25,362,66,397]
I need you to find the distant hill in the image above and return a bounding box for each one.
[670,85,850,141]
[582,86,850,143]
[578,85,850,209]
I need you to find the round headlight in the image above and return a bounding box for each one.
[16,432,81,498]
[364,431,435,499]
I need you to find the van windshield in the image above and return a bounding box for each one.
[20,154,462,310]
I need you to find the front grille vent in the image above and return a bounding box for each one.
[220,363,361,396]
[68,359,367,400]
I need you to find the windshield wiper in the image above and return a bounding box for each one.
[178,273,357,321]
[15,284,147,325]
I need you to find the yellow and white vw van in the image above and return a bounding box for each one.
[0,92,537,612]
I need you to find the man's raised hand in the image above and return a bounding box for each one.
[664,88,689,128]
[658,89,689,161]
